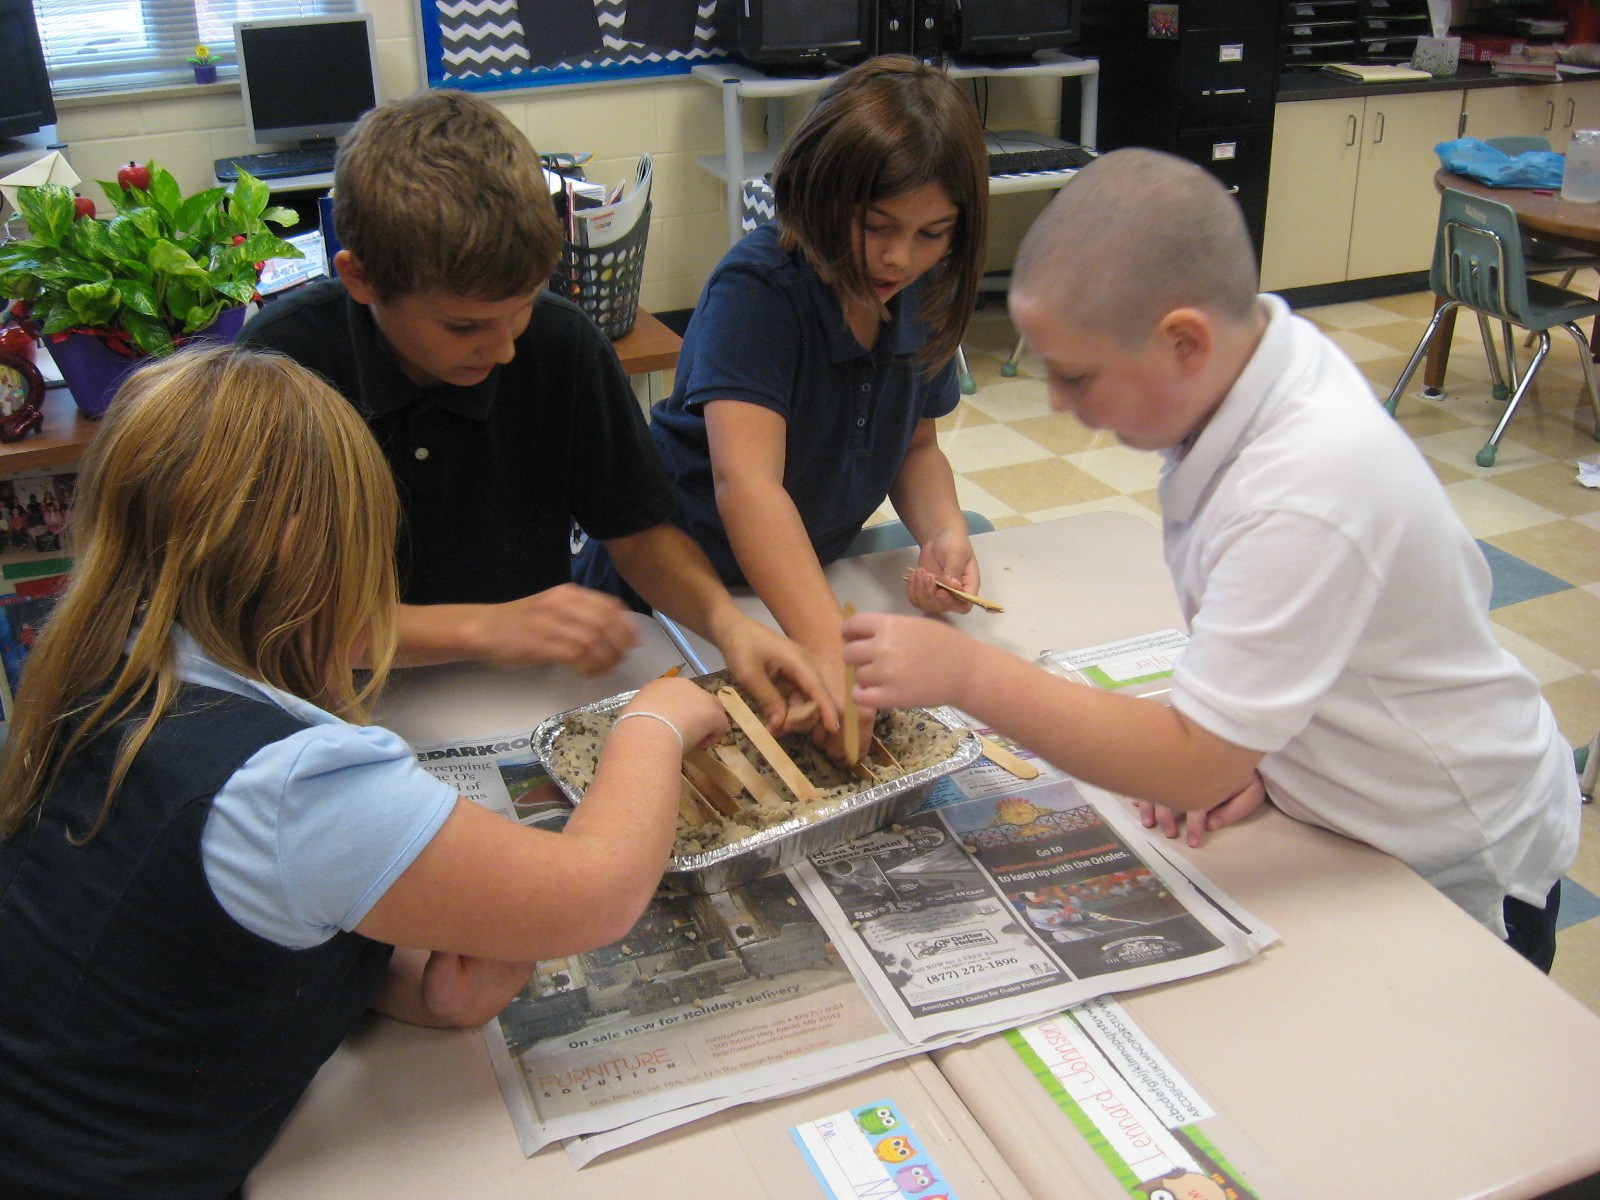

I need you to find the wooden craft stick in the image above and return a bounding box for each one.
[677,777,711,826]
[683,758,743,818]
[979,733,1041,780]
[687,748,746,800]
[712,744,790,809]
[869,736,903,775]
[903,570,1004,613]
[842,602,861,767]
[849,759,879,786]
[784,698,820,731]
[716,687,821,803]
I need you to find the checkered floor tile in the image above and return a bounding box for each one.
[926,287,1600,1014]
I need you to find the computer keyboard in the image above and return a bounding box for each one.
[214,146,336,182]
[986,144,1097,177]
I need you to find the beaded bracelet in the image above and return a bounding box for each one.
[611,710,686,755]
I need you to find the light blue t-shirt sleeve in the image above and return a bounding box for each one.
[199,722,458,949]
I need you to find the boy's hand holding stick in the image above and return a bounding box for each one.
[903,570,1003,613]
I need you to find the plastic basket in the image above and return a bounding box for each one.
[550,201,650,340]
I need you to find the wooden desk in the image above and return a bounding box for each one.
[1424,170,1600,390]
[0,306,682,479]
[664,512,1600,1199]
[247,615,1030,1199]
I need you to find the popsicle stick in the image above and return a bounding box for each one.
[687,748,746,800]
[902,570,1004,613]
[712,744,790,809]
[677,777,712,826]
[842,602,861,767]
[683,758,743,818]
[716,687,821,803]
[784,698,820,731]
[979,733,1040,780]
[869,736,903,775]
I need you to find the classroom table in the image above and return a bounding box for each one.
[245,613,1036,1199]
[665,511,1600,1200]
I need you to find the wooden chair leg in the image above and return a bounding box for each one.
[1422,294,1457,395]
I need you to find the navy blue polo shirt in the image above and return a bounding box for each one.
[647,223,959,584]
[241,280,674,606]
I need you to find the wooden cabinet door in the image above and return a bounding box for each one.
[1461,83,1560,144]
[1260,98,1363,291]
[1347,89,1465,280]
[1556,78,1600,150]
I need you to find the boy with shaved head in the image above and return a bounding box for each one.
[844,149,1579,970]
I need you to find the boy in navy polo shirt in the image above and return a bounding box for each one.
[242,90,831,730]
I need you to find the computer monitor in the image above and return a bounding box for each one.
[734,0,871,71]
[235,12,380,149]
[0,0,56,146]
[945,0,1079,60]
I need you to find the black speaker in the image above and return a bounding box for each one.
[911,0,945,61]
[873,0,913,55]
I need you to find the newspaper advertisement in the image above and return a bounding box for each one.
[792,775,1270,1043]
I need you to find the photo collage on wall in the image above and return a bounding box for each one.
[0,468,76,726]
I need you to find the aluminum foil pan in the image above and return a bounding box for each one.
[531,673,981,893]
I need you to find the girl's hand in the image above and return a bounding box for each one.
[906,531,979,616]
[628,677,729,751]
[842,610,974,712]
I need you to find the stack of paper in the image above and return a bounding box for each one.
[568,154,651,249]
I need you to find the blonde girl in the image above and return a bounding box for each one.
[0,347,724,1199]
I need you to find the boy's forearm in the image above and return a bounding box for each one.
[607,525,741,642]
[390,602,489,667]
[956,642,1261,811]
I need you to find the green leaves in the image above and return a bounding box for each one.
[0,159,302,356]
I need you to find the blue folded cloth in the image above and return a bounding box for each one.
[1435,138,1566,189]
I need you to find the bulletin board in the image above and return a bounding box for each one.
[417,0,729,94]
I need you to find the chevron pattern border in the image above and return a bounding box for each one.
[430,0,727,86]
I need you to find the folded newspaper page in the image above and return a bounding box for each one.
[408,714,1274,1166]
[791,775,1269,1044]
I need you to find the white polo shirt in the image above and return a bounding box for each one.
[1160,295,1578,936]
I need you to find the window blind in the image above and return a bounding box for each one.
[36,0,359,95]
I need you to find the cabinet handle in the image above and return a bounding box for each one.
[1567,97,1577,129]
[1373,111,1385,144]
[1545,100,1556,132]
[1346,114,1357,146]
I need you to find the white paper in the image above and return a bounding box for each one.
[0,150,80,213]
[1578,457,1600,489]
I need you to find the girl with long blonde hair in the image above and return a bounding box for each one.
[0,346,724,1199]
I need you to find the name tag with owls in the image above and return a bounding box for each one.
[791,1099,957,1200]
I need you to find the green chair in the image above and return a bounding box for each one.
[1384,188,1600,466]
[843,509,996,557]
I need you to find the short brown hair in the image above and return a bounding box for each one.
[333,90,562,301]
[771,55,988,371]
[1013,148,1259,345]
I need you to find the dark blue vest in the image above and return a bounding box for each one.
[0,685,395,1199]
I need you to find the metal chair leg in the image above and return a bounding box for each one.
[956,345,975,395]
[1555,319,1600,442]
[1385,299,1460,416]
[1480,315,1510,401]
[1477,329,1552,466]
[1000,333,1025,378]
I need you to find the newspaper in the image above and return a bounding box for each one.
[791,775,1270,1043]
[408,722,1274,1166]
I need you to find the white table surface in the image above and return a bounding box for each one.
[246,614,1039,1199]
[666,511,1600,1199]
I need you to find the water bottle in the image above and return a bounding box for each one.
[1562,130,1600,204]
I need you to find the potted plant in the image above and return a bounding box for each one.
[187,43,221,85]
[0,161,301,417]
